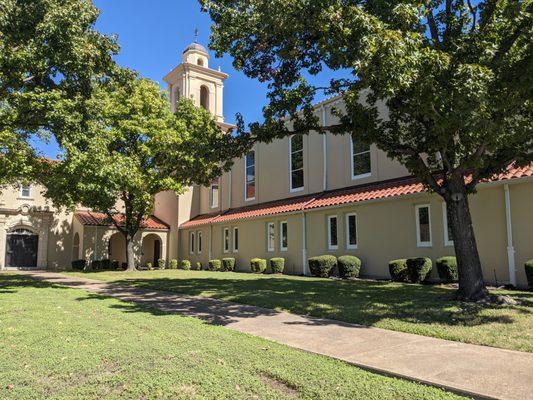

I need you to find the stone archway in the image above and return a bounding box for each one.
[108,232,126,265]
[72,233,80,261]
[5,227,38,268]
[141,233,163,267]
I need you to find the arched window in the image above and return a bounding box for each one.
[197,58,204,66]
[200,85,209,110]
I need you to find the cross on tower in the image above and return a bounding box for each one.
[194,28,199,43]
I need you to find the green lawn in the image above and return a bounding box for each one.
[0,274,464,400]
[66,269,533,352]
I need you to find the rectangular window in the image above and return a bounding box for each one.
[416,204,432,247]
[20,184,31,198]
[289,135,304,191]
[280,221,288,251]
[345,213,358,249]
[189,232,195,254]
[223,227,230,253]
[267,222,275,252]
[197,231,203,254]
[327,215,338,250]
[351,135,371,179]
[210,183,219,208]
[442,203,453,246]
[233,227,239,252]
[245,151,256,201]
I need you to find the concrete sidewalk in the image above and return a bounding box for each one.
[11,270,533,400]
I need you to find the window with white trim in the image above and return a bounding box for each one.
[223,227,230,253]
[289,135,304,191]
[210,183,219,208]
[351,135,371,179]
[232,227,239,252]
[189,232,195,254]
[267,222,275,252]
[345,213,358,249]
[280,221,288,251]
[415,204,432,247]
[20,184,31,198]
[245,151,255,201]
[197,231,203,254]
[442,203,454,246]
[327,215,338,250]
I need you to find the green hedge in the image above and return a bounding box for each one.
[110,260,120,270]
[196,262,202,271]
[208,259,221,271]
[169,259,178,269]
[71,259,86,271]
[338,255,361,278]
[222,258,236,272]
[157,259,166,270]
[250,258,267,273]
[308,255,337,278]
[525,259,533,290]
[389,259,408,282]
[270,258,285,274]
[146,262,153,270]
[181,260,191,270]
[406,257,432,283]
[436,256,458,282]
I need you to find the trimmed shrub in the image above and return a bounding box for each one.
[101,259,111,270]
[146,262,153,270]
[111,260,120,270]
[436,256,458,283]
[208,259,221,271]
[181,260,191,270]
[308,255,337,278]
[169,259,178,269]
[389,259,408,282]
[269,258,285,274]
[250,258,267,273]
[121,262,128,270]
[525,259,533,290]
[90,260,102,271]
[222,258,236,272]
[71,259,86,271]
[338,255,361,278]
[158,259,166,270]
[196,262,202,271]
[406,257,432,283]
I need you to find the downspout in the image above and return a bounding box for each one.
[321,105,327,191]
[301,210,308,276]
[94,225,98,261]
[208,223,213,261]
[504,184,517,286]
[228,170,232,208]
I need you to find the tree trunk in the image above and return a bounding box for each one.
[124,233,136,272]
[445,183,488,301]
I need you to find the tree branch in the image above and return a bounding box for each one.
[466,0,477,32]
[492,19,527,63]
[427,10,440,45]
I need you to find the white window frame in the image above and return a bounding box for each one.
[289,135,304,193]
[189,232,195,255]
[279,221,288,252]
[232,227,239,253]
[210,183,219,209]
[345,213,358,250]
[197,231,203,254]
[415,204,432,247]
[442,203,454,247]
[20,184,32,198]
[350,135,371,180]
[267,222,275,252]
[223,227,230,253]
[244,151,256,201]
[327,215,339,250]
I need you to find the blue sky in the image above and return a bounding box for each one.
[36,0,336,158]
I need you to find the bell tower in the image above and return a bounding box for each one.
[163,37,228,123]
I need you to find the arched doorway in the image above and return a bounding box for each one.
[72,233,80,261]
[141,234,162,267]
[5,228,38,268]
[108,232,127,265]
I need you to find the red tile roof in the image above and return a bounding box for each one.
[75,211,169,231]
[180,163,533,229]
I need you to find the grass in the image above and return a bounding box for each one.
[66,269,533,352]
[0,274,465,400]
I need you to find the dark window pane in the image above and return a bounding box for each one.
[418,207,430,242]
[291,170,304,189]
[246,152,255,167]
[281,223,288,248]
[198,234,202,252]
[330,217,338,246]
[291,151,303,170]
[291,135,303,151]
[352,136,370,154]
[246,182,255,199]
[234,229,239,250]
[353,152,371,176]
[348,215,357,245]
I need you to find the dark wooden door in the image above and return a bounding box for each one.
[153,240,161,266]
[5,232,38,268]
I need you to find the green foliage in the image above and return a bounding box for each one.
[222,258,236,272]
[308,255,337,278]
[406,258,433,283]
[111,260,120,270]
[208,259,221,271]
[196,262,203,271]
[436,257,458,283]
[101,259,111,270]
[169,259,178,270]
[181,260,191,270]
[71,259,86,271]
[269,258,285,274]
[250,258,267,274]
[525,260,533,290]
[146,262,153,271]
[338,256,362,279]
[158,259,166,270]
[389,259,408,282]
[90,260,102,271]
